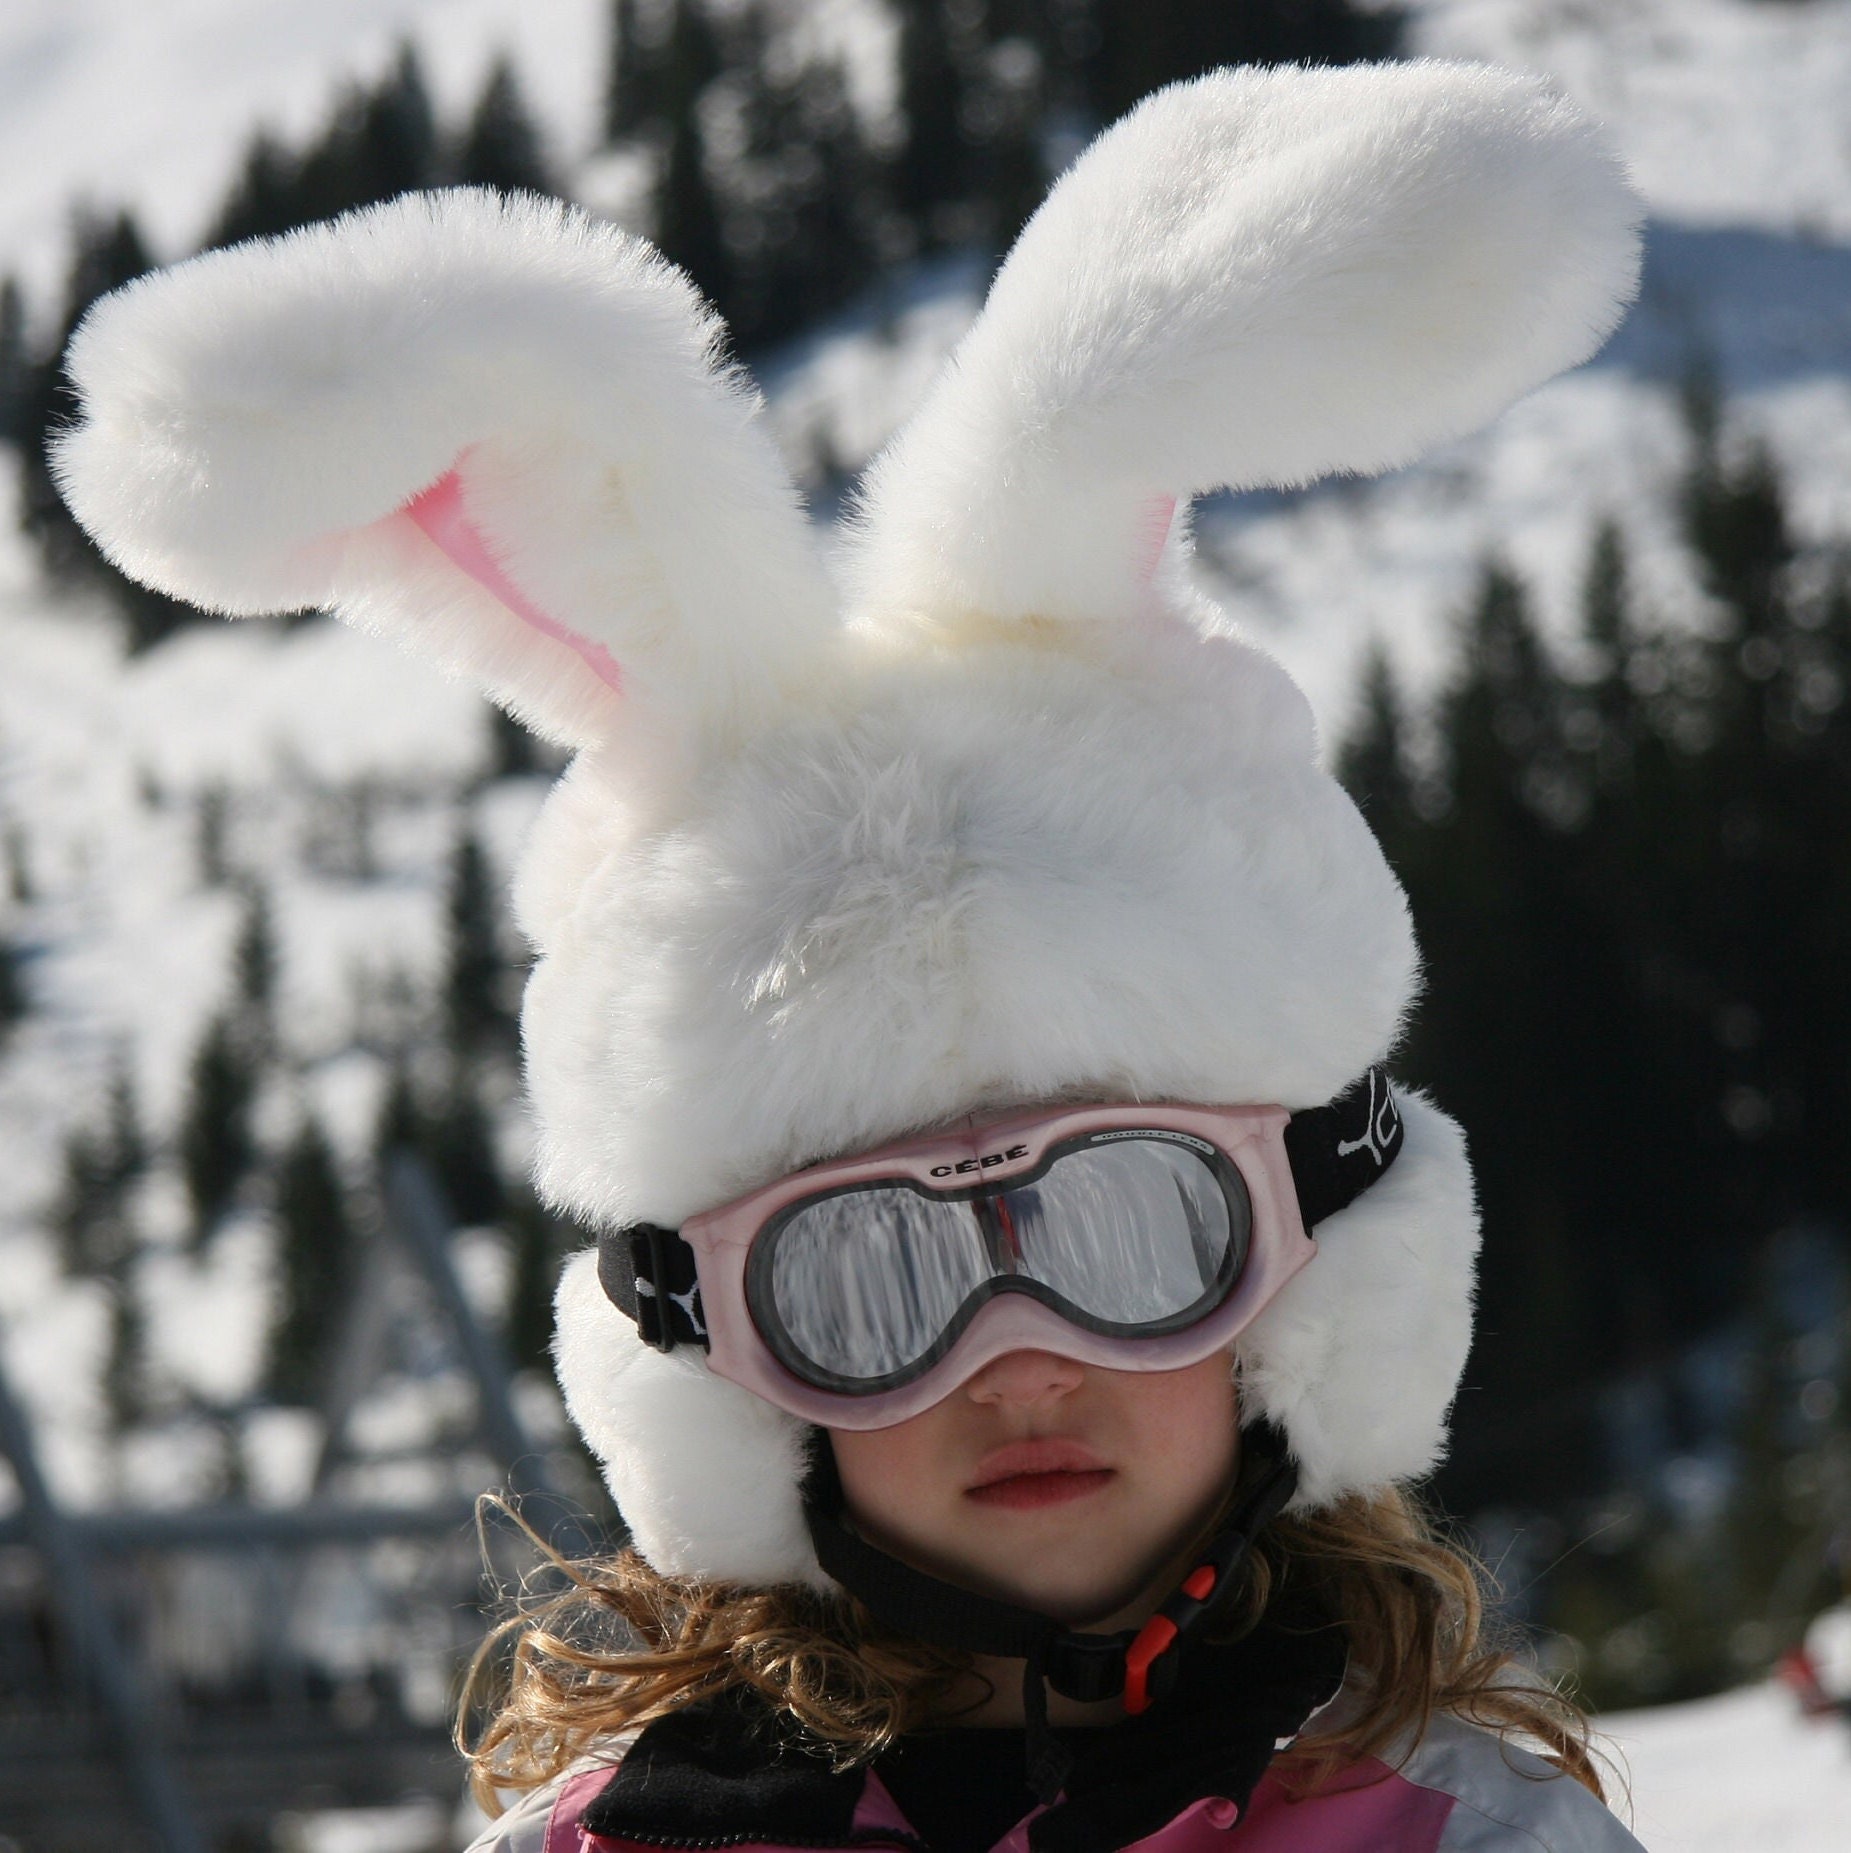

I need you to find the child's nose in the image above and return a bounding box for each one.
[962,1348,1085,1410]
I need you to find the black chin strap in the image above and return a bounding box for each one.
[804,1423,1299,1805]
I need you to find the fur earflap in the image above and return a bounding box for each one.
[1237,1090,1480,1508]
[52,189,835,750]
[847,60,1642,632]
[552,1248,826,1588]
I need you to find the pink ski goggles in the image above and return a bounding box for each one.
[597,1074,1403,1430]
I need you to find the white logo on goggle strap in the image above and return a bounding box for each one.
[1091,1129,1217,1155]
[1336,1072,1400,1169]
[634,1276,709,1340]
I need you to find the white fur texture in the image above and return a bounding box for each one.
[847,61,1642,631]
[53,189,836,750]
[519,622,1415,1231]
[552,1249,827,1588]
[1239,1090,1480,1509]
[57,65,1643,1585]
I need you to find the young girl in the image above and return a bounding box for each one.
[53,59,1646,1853]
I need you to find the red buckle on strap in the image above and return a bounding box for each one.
[1123,1614,1179,1715]
[1123,1563,1219,1715]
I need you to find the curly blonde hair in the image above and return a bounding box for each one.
[459,1482,1607,1815]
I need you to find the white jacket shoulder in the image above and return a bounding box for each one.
[459,1751,627,1853]
[460,1776,560,1853]
[1403,1713,1645,1853]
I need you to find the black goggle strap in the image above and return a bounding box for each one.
[1282,1064,1404,1230]
[596,1218,708,1353]
[596,1066,1405,1354]
[803,1421,1299,1805]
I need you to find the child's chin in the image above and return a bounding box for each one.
[969,1560,1149,1629]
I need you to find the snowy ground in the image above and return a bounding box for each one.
[2,1,1850,1848]
[1600,1683,1851,1853]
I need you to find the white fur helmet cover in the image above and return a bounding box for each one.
[56,62,1641,1589]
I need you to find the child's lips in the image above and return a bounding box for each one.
[964,1469,1116,1510]
[964,1440,1115,1510]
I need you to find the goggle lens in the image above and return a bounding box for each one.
[750,1134,1251,1393]
[1006,1138,1243,1322]
[758,1189,989,1389]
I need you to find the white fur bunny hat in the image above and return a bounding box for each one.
[56,61,1640,1588]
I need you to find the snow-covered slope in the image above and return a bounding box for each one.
[1601,1683,1851,1853]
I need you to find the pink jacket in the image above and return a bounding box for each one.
[471,1710,1645,1853]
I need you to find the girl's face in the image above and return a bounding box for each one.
[828,1348,1241,1629]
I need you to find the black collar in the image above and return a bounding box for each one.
[580,1598,1346,1853]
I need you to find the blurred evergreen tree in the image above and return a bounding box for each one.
[0,934,23,1043]
[444,827,513,1058]
[208,130,302,249]
[0,275,25,445]
[503,1186,574,1369]
[651,2,732,315]
[606,0,675,143]
[102,1277,151,1433]
[294,43,440,226]
[54,1055,144,1277]
[196,783,233,887]
[16,209,193,648]
[104,1052,146,1185]
[234,880,279,1050]
[55,1128,114,1276]
[180,1013,260,1246]
[1080,0,1404,125]
[966,28,1049,253]
[489,704,550,779]
[1335,641,1414,840]
[266,1114,356,1404]
[723,41,887,348]
[892,0,973,239]
[1720,1257,1816,1666]
[373,1056,431,1165]
[4,819,30,904]
[1342,377,1851,1519]
[458,54,556,196]
[431,1066,507,1226]
[1399,561,1621,1500]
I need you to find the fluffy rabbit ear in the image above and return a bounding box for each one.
[846,61,1643,631]
[53,190,837,752]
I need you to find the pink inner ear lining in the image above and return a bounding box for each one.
[1136,493,1178,588]
[399,466,626,697]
